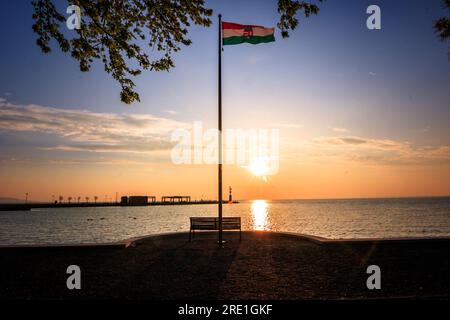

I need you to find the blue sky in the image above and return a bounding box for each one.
[1,1,448,122]
[0,0,449,200]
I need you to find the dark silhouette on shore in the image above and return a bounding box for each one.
[0,195,238,211]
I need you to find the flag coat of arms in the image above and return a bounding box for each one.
[222,22,275,45]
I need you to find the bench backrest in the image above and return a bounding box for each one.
[190,217,241,230]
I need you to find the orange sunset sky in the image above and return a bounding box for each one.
[0,0,449,201]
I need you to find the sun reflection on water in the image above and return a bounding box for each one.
[251,200,271,231]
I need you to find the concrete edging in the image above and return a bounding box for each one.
[2,231,450,249]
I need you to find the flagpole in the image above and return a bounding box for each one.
[218,13,223,247]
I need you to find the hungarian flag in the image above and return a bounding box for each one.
[222,22,275,46]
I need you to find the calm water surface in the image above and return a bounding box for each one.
[1,197,450,245]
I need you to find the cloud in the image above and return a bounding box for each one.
[0,100,189,154]
[164,110,178,115]
[315,136,404,149]
[40,141,172,154]
[269,122,303,129]
[332,127,350,133]
[369,72,376,76]
[312,135,450,166]
[0,156,31,164]
[47,158,155,166]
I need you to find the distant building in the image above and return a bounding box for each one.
[120,195,156,206]
[161,196,191,203]
[128,196,148,206]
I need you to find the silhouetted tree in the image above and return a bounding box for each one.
[59,195,63,203]
[94,196,98,204]
[77,196,81,204]
[85,196,89,203]
[31,0,323,104]
[68,196,72,204]
[435,0,450,58]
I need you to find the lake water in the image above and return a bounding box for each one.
[1,197,450,245]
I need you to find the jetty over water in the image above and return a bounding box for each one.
[161,196,191,203]
[0,198,238,211]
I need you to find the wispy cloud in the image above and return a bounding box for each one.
[332,127,350,133]
[164,110,178,115]
[314,136,400,149]
[312,135,450,166]
[0,100,188,154]
[47,158,155,166]
[269,122,303,129]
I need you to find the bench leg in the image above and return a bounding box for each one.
[240,228,242,241]
[193,230,195,239]
[189,228,192,242]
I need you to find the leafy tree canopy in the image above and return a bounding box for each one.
[32,0,323,104]
[434,0,450,58]
[32,0,448,104]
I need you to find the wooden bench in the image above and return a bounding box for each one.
[189,217,241,241]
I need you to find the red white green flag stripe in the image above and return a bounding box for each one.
[222,22,275,46]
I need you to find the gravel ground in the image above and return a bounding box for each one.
[1,231,449,299]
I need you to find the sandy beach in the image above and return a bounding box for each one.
[1,231,449,300]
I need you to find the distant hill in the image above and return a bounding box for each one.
[0,197,41,204]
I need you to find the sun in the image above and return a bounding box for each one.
[246,157,270,181]
[248,158,268,176]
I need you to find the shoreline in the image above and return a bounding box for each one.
[0,200,239,212]
[1,231,449,299]
[2,230,450,249]
[2,195,450,211]
[2,231,450,249]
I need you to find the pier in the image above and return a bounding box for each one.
[0,199,238,211]
[161,196,191,203]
